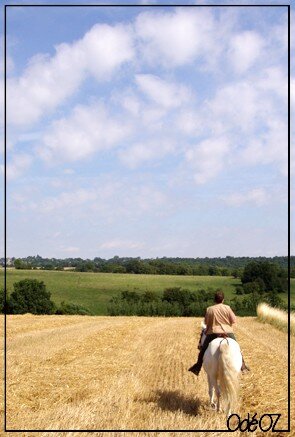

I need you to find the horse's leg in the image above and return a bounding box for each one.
[215,382,221,412]
[207,375,216,409]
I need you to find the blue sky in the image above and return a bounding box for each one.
[3,3,292,259]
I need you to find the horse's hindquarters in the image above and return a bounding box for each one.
[203,338,242,416]
[204,338,242,372]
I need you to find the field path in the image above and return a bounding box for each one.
[2,315,293,434]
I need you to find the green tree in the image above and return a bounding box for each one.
[235,285,245,295]
[0,289,5,313]
[56,301,91,315]
[141,291,159,303]
[8,279,56,314]
[242,280,265,295]
[125,259,145,274]
[232,268,243,279]
[208,266,219,276]
[242,261,287,293]
[121,290,141,302]
[162,287,195,307]
[266,290,284,308]
[14,259,24,269]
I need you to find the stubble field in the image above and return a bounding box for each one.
[1,315,293,436]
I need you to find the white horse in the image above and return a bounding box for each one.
[200,323,242,417]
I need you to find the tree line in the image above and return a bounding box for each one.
[107,287,286,317]
[108,261,289,317]
[6,255,295,277]
[1,260,289,317]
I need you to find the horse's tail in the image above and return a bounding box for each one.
[218,340,240,416]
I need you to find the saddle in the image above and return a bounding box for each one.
[198,331,230,350]
[217,333,228,339]
[217,333,230,345]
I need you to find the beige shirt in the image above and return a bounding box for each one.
[205,303,236,334]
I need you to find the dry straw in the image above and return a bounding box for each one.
[3,315,292,431]
[257,302,295,336]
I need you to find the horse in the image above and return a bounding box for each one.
[200,323,242,417]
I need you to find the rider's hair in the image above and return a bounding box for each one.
[214,290,224,303]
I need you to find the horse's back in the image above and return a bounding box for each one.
[203,338,242,375]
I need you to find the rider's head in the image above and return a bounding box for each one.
[214,290,224,304]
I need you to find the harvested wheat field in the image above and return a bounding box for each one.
[1,315,294,436]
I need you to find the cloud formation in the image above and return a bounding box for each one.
[39,103,132,162]
[7,153,32,180]
[7,23,134,126]
[119,140,175,169]
[135,74,190,108]
[135,8,217,67]
[228,31,265,74]
[6,7,289,257]
[185,137,230,184]
[99,239,144,251]
[222,188,270,207]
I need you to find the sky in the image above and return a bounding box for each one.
[2,2,293,259]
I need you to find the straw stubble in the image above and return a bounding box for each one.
[1,315,292,434]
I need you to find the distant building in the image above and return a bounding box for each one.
[7,258,13,266]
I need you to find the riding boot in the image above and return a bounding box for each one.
[241,355,250,372]
[188,350,204,376]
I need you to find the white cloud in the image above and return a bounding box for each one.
[141,107,167,128]
[176,110,203,136]
[40,189,97,213]
[119,140,174,169]
[80,23,134,80]
[128,185,168,213]
[99,239,144,250]
[5,8,289,259]
[208,81,261,133]
[17,177,171,225]
[7,23,134,126]
[135,74,190,109]
[272,14,288,53]
[90,181,171,220]
[241,118,287,175]
[222,188,269,207]
[58,246,80,254]
[201,63,287,178]
[256,67,287,100]
[9,192,38,212]
[119,92,141,116]
[7,153,32,180]
[185,137,230,184]
[228,31,265,74]
[135,8,216,67]
[39,103,132,162]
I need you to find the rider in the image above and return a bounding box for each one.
[188,290,250,376]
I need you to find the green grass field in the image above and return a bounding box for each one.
[2,269,294,315]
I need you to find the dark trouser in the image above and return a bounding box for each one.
[198,333,236,363]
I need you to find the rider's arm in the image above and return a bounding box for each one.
[228,307,237,325]
[204,308,211,334]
